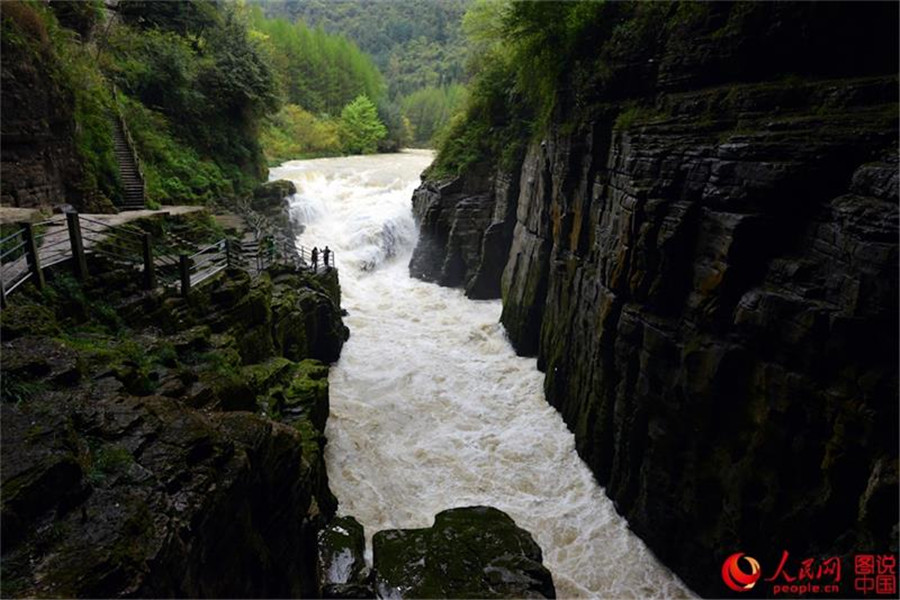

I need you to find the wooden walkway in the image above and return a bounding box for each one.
[0,207,206,298]
[0,206,333,305]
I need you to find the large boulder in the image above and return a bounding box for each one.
[373,506,555,599]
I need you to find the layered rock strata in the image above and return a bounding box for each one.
[409,3,898,596]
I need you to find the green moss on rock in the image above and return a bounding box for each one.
[373,506,555,599]
[0,304,59,340]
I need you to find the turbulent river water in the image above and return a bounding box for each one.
[270,151,692,599]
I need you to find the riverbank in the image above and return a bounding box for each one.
[273,151,693,598]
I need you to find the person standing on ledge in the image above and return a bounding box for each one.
[323,246,332,269]
[311,246,319,271]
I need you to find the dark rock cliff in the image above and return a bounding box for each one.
[1,261,349,597]
[0,3,82,210]
[410,3,898,596]
[410,165,521,299]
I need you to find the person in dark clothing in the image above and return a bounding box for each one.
[323,246,331,268]
[311,246,319,271]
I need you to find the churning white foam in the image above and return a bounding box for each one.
[270,151,694,599]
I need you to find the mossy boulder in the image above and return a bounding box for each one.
[269,269,348,364]
[252,179,297,211]
[0,262,348,598]
[271,288,310,362]
[373,506,555,599]
[0,304,59,340]
[214,357,298,412]
[279,359,329,430]
[168,325,212,356]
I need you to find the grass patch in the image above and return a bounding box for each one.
[87,442,134,485]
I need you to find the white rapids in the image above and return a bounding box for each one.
[270,150,694,599]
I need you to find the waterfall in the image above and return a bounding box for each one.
[269,150,693,599]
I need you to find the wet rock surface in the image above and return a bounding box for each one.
[410,167,520,300]
[409,3,898,597]
[0,264,348,598]
[2,395,330,598]
[253,179,301,237]
[317,516,372,599]
[373,506,555,599]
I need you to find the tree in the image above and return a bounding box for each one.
[339,94,387,154]
[117,0,221,39]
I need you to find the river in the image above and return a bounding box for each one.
[269,151,693,599]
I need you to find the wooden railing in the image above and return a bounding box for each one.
[0,212,334,307]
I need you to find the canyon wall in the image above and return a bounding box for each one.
[1,261,349,597]
[410,3,898,596]
[0,4,82,210]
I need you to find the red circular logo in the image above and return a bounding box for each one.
[722,552,762,592]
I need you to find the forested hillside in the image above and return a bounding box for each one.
[248,7,394,162]
[256,0,470,146]
[0,0,396,210]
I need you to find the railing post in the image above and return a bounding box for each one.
[66,212,88,281]
[224,238,232,268]
[22,223,44,291]
[142,233,156,290]
[179,254,191,297]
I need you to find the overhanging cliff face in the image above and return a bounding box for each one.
[410,3,898,596]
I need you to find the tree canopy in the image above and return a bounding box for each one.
[339,95,388,154]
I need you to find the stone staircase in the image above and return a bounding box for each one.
[111,117,146,211]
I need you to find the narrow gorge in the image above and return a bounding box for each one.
[409,2,898,597]
[272,152,691,598]
[1,1,897,599]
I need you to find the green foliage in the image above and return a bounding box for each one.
[260,104,342,165]
[118,95,231,205]
[375,97,413,152]
[614,105,669,130]
[36,273,125,333]
[500,0,609,127]
[400,84,466,146]
[0,374,47,404]
[117,0,221,37]
[200,16,278,119]
[103,3,280,198]
[253,0,472,151]
[48,0,104,39]
[256,0,468,99]
[0,1,51,53]
[339,95,388,154]
[429,0,652,178]
[67,54,120,203]
[427,52,531,180]
[250,9,384,115]
[87,443,134,484]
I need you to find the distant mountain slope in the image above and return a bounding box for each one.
[255,0,469,98]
